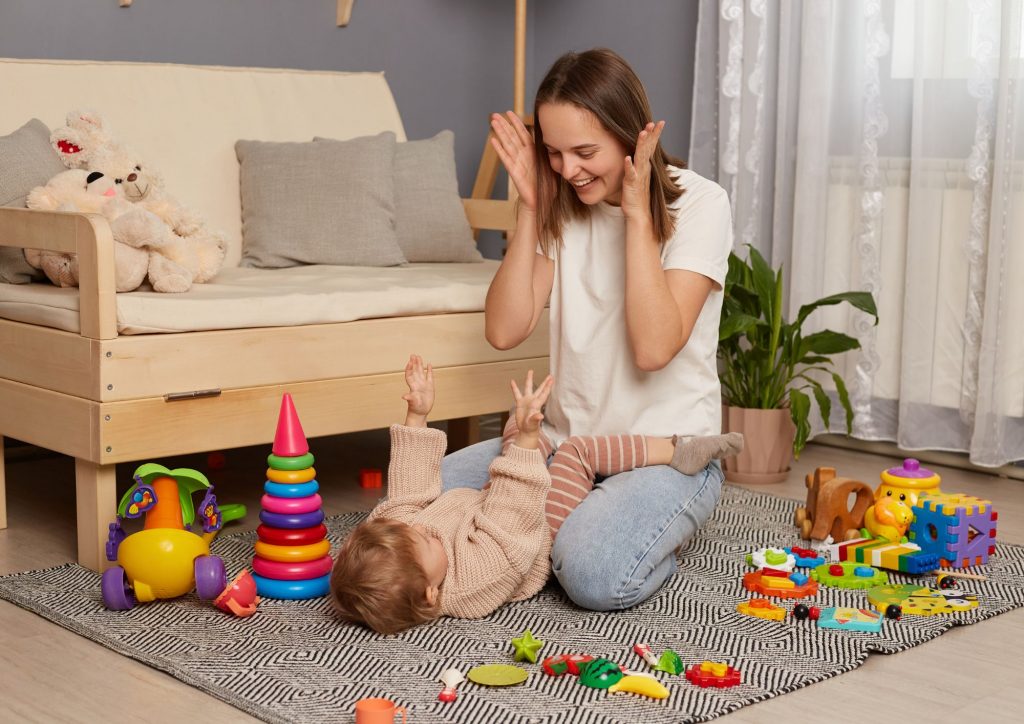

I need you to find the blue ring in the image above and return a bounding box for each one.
[264,480,320,498]
[253,573,330,600]
[259,509,324,529]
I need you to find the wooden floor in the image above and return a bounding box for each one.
[1,431,1022,724]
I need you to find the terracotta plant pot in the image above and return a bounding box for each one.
[721,406,796,484]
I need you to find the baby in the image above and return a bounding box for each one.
[331,355,742,634]
[330,355,555,634]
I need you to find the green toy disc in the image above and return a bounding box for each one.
[467,664,528,687]
[267,452,315,471]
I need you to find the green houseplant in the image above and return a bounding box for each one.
[718,247,878,481]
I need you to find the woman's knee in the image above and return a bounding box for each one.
[551,533,676,611]
[550,464,723,610]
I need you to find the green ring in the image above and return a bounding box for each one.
[267,452,315,471]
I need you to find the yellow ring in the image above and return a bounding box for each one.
[266,466,316,484]
[254,539,331,562]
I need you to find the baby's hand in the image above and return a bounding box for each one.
[402,354,434,419]
[512,370,554,437]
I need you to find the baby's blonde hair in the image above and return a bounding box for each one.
[330,518,442,635]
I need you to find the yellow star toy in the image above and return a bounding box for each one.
[510,629,544,663]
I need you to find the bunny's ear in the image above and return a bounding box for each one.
[66,108,105,131]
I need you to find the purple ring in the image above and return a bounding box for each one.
[259,509,325,529]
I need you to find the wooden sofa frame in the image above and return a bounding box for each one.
[0,197,549,572]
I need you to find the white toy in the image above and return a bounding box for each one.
[25,170,169,292]
[50,110,225,292]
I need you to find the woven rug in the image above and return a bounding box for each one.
[2,485,1023,724]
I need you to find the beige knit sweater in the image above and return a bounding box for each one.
[368,424,552,619]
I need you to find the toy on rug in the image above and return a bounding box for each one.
[794,466,873,542]
[50,109,226,292]
[786,545,826,567]
[608,675,670,699]
[542,654,594,676]
[816,607,883,633]
[214,570,260,618]
[578,659,625,689]
[864,458,941,541]
[827,536,941,574]
[353,697,407,724]
[742,568,818,598]
[437,668,465,703]
[252,393,332,600]
[24,169,170,292]
[102,463,246,610]
[737,598,787,621]
[936,571,987,589]
[467,664,528,687]
[746,547,796,572]
[510,629,544,663]
[811,561,888,589]
[867,584,979,616]
[909,492,998,568]
[633,643,660,669]
[791,603,821,621]
[685,661,741,688]
[654,649,684,675]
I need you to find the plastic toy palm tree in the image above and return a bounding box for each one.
[101,463,244,610]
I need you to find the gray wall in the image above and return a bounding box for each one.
[0,0,698,257]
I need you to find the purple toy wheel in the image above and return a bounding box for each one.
[194,555,227,600]
[101,566,136,610]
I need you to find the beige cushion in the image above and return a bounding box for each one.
[0,59,407,268]
[0,261,501,334]
[0,118,66,284]
[236,133,406,268]
[317,130,482,263]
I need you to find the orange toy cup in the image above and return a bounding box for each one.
[355,698,407,723]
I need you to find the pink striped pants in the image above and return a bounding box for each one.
[501,417,648,539]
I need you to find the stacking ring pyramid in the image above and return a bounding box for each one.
[251,393,332,599]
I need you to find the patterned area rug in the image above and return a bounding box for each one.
[2,485,1023,724]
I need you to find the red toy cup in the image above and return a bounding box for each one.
[214,570,260,617]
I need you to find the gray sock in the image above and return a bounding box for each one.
[670,433,744,475]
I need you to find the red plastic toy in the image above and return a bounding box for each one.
[685,661,742,688]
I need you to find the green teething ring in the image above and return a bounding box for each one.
[267,452,315,471]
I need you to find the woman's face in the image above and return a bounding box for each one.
[538,102,629,206]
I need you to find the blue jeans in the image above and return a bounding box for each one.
[441,438,723,611]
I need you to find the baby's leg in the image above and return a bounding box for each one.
[547,435,647,539]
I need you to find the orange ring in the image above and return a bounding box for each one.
[266,466,316,484]
[254,539,331,563]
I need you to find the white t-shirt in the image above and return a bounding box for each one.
[541,167,733,447]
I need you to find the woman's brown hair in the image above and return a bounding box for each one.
[533,48,685,256]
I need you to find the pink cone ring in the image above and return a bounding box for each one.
[260,493,322,515]
[252,554,334,580]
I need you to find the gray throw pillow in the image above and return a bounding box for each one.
[0,118,65,284]
[316,131,482,263]
[236,132,406,268]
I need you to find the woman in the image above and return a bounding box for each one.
[443,48,736,611]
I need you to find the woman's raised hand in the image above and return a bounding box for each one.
[621,120,665,222]
[490,111,538,212]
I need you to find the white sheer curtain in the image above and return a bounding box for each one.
[690,0,1024,467]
